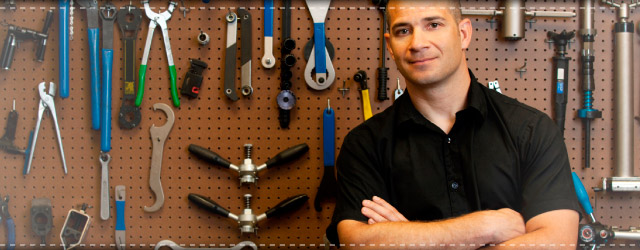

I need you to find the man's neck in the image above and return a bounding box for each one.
[407,66,471,134]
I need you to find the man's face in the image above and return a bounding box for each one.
[385,0,470,87]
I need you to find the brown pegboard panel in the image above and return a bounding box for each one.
[0,0,639,249]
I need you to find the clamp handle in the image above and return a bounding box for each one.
[188,144,232,168]
[265,194,308,219]
[265,143,309,169]
[188,193,230,218]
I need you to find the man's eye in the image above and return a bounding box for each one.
[429,23,440,29]
[396,29,409,35]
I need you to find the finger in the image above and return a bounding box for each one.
[368,218,376,225]
[363,199,400,222]
[361,206,388,223]
[371,196,408,221]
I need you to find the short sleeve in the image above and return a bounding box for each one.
[325,129,389,245]
[519,113,581,222]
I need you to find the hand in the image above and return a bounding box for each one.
[481,208,526,244]
[361,196,408,224]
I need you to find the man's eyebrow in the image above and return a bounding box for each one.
[391,16,447,30]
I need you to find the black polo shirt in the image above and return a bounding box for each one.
[326,70,580,244]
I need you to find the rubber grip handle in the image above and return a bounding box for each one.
[3,111,18,141]
[88,28,101,130]
[59,0,70,98]
[101,49,113,152]
[264,0,274,37]
[572,172,594,216]
[1,34,16,70]
[265,143,309,168]
[376,67,389,101]
[323,107,335,167]
[6,217,15,250]
[188,144,231,168]
[265,194,308,218]
[362,89,373,120]
[313,23,326,74]
[116,200,125,231]
[136,64,147,107]
[168,65,180,107]
[188,193,230,217]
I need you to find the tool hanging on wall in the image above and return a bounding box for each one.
[262,0,275,69]
[115,185,126,250]
[77,0,101,130]
[0,195,15,250]
[548,30,574,136]
[372,0,389,101]
[600,0,640,191]
[239,9,253,97]
[460,0,575,41]
[354,71,373,120]
[314,99,337,212]
[304,0,336,90]
[196,30,209,46]
[30,198,52,245]
[223,11,239,101]
[59,0,70,98]
[278,0,297,128]
[0,10,53,70]
[137,0,180,108]
[0,100,24,155]
[116,3,142,129]
[573,172,640,249]
[394,78,404,101]
[577,0,601,169]
[188,193,308,235]
[3,0,15,10]
[154,240,257,250]
[180,59,208,99]
[24,82,67,175]
[60,204,91,250]
[99,152,111,220]
[188,143,309,186]
[100,1,116,154]
[143,103,175,213]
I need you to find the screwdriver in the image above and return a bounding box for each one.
[354,70,373,120]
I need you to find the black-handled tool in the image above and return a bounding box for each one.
[548,30,574,135]
[116,3,142,129]
[315,99,337,211]
[373,0,390,101]
[0,100,24,155]
[188,193,308,235]
[188,143,309,185]
[1,10,53,70]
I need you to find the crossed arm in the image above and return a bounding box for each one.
[336,196,579,250]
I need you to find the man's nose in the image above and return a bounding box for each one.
[408,29,430,52]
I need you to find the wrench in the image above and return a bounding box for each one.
[143,103,175,213]
[99,152,111,220]
[154,240,257,250]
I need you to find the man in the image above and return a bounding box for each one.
[326,0,580,249]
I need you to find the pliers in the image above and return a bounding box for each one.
[24,82,67,175]
[137,0,180,107]
[0,195,16,250]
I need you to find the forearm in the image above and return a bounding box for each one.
[485,210,579,250]
[338,213,495,249]
[484,229,575,250]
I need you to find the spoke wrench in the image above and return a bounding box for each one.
[143,103,175,213]
[314,99,337,211]
[155,240,257,250]
[116,4,143,129]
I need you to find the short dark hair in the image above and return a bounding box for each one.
[386,0,462,30]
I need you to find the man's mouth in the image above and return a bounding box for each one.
[409,57,436,65]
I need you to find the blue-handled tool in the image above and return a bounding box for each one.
[100,2,116,152]
[314,99,337,211]
[0,195,16,250]
[78,0,101,130]
[261,0,275,68]
[59,0,70,98]
[572,172,596,223]
[304,0,335,90]
[115,185,126,250]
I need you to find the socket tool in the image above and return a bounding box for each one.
[314,99,337,212]
[144,103,175,213]
[77,0,102,130]
[116,3,143,129]
[0,10,53,70]
[138,0,180,107]
[0,195,15,250]
[30,198,52,245]
[60,204,91,250]
[100,1,117,152]
[24,82,67,175]
[180,59,208,99]
[277,0,296,129]
[155,240,257,250]
[188,143,309,185]
[188,193,308,235]
[0,100,24,155]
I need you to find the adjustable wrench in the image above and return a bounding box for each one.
[143,103,175,213]
[154,240,257,250]
[116,4,143,129]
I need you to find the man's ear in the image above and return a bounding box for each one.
[458,18,472,50]
[384,33,395,60]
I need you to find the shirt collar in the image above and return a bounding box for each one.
[395,69,487,128]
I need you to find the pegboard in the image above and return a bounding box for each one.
[0,0,640,249]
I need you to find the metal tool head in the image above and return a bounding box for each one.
[100,2,117,21]
[150,103,175,138]
[0,195,9,218]
[76,0,97,8]
[37,82,56,109]
[154,240,258,250]
[143,0,177,22]
[116,4,143,33]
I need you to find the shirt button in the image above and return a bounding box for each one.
[451,181,459,190]
[447,137,451,144]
